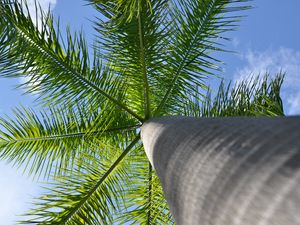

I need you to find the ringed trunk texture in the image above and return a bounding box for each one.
[141,116,300,225]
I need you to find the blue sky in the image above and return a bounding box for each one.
[0,0,300,224]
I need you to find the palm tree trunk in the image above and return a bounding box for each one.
[141,116,300,225]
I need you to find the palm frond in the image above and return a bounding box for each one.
[155,0,252,115]
[182,73,285,117]
[0,0,143,121]
[0,103,138,179]
[116,147,174,224]
[93,0,171,119]
[19,136,140,224]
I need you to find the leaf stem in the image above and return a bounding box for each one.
[147,162,153,224]
[138,11,151,120]
[59,134,141,224]
[0,124,140,143]
[4,8,144,122]
[154,0,216,115]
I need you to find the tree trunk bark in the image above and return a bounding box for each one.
[141,116,300,225]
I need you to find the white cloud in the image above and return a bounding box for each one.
[231,37,240,49]
[22,0,57,16]
[17,0,57,29]
[234,47,300,115]
[17,0,57,92]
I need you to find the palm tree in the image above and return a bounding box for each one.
[0,0,285,224]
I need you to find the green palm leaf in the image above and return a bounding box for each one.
[0,1,143,121]
[116,147,174,224]
[155,0,251,115]
[93,0,171,118]
[0,104,138,179]
[20,136,140,224]
[182,73,285,117]
[91,0,153,22]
